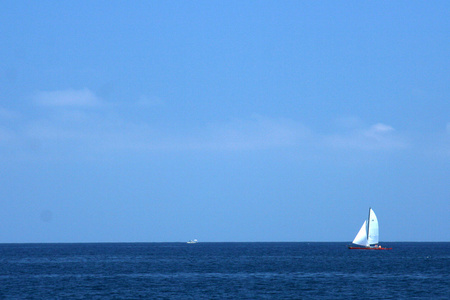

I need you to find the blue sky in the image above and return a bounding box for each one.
[1,1,449,243]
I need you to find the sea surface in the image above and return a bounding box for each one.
[0,242,448,299]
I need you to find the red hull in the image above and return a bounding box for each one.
[348,246,392,250]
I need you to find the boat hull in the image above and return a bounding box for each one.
[348,246,392,250]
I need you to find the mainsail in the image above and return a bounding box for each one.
[367,208,379,245]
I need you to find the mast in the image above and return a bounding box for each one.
[367,207,371,240]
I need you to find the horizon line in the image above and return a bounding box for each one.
[0,241,448,244]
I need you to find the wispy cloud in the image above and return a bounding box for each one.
[195,115,311,151]
[324,123,408,151]
[80,115,311,153]
[20,111,406,156]
[34,88,102,107]
[0,90,428,161]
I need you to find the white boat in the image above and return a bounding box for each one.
[187,239,198,244]
[348,208,391,250]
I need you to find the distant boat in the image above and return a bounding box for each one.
[348,208,392,250]
[187,239,198,244]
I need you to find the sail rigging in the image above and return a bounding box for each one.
[352,208,379,247]
[349,207,391,250]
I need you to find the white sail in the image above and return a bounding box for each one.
[367,208,379,245]
[352,220,369,246]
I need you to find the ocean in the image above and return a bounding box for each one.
[0,242,448,299]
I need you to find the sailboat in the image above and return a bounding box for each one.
[348,208,392,250]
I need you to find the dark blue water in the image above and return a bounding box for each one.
[0,243,448,299]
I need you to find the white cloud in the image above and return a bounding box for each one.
[34,88,102,107]
[367,123,394,134]
[325,123,407,151]
[0,95,414,162]
[93,115,311,152]
[198,115,310,151]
